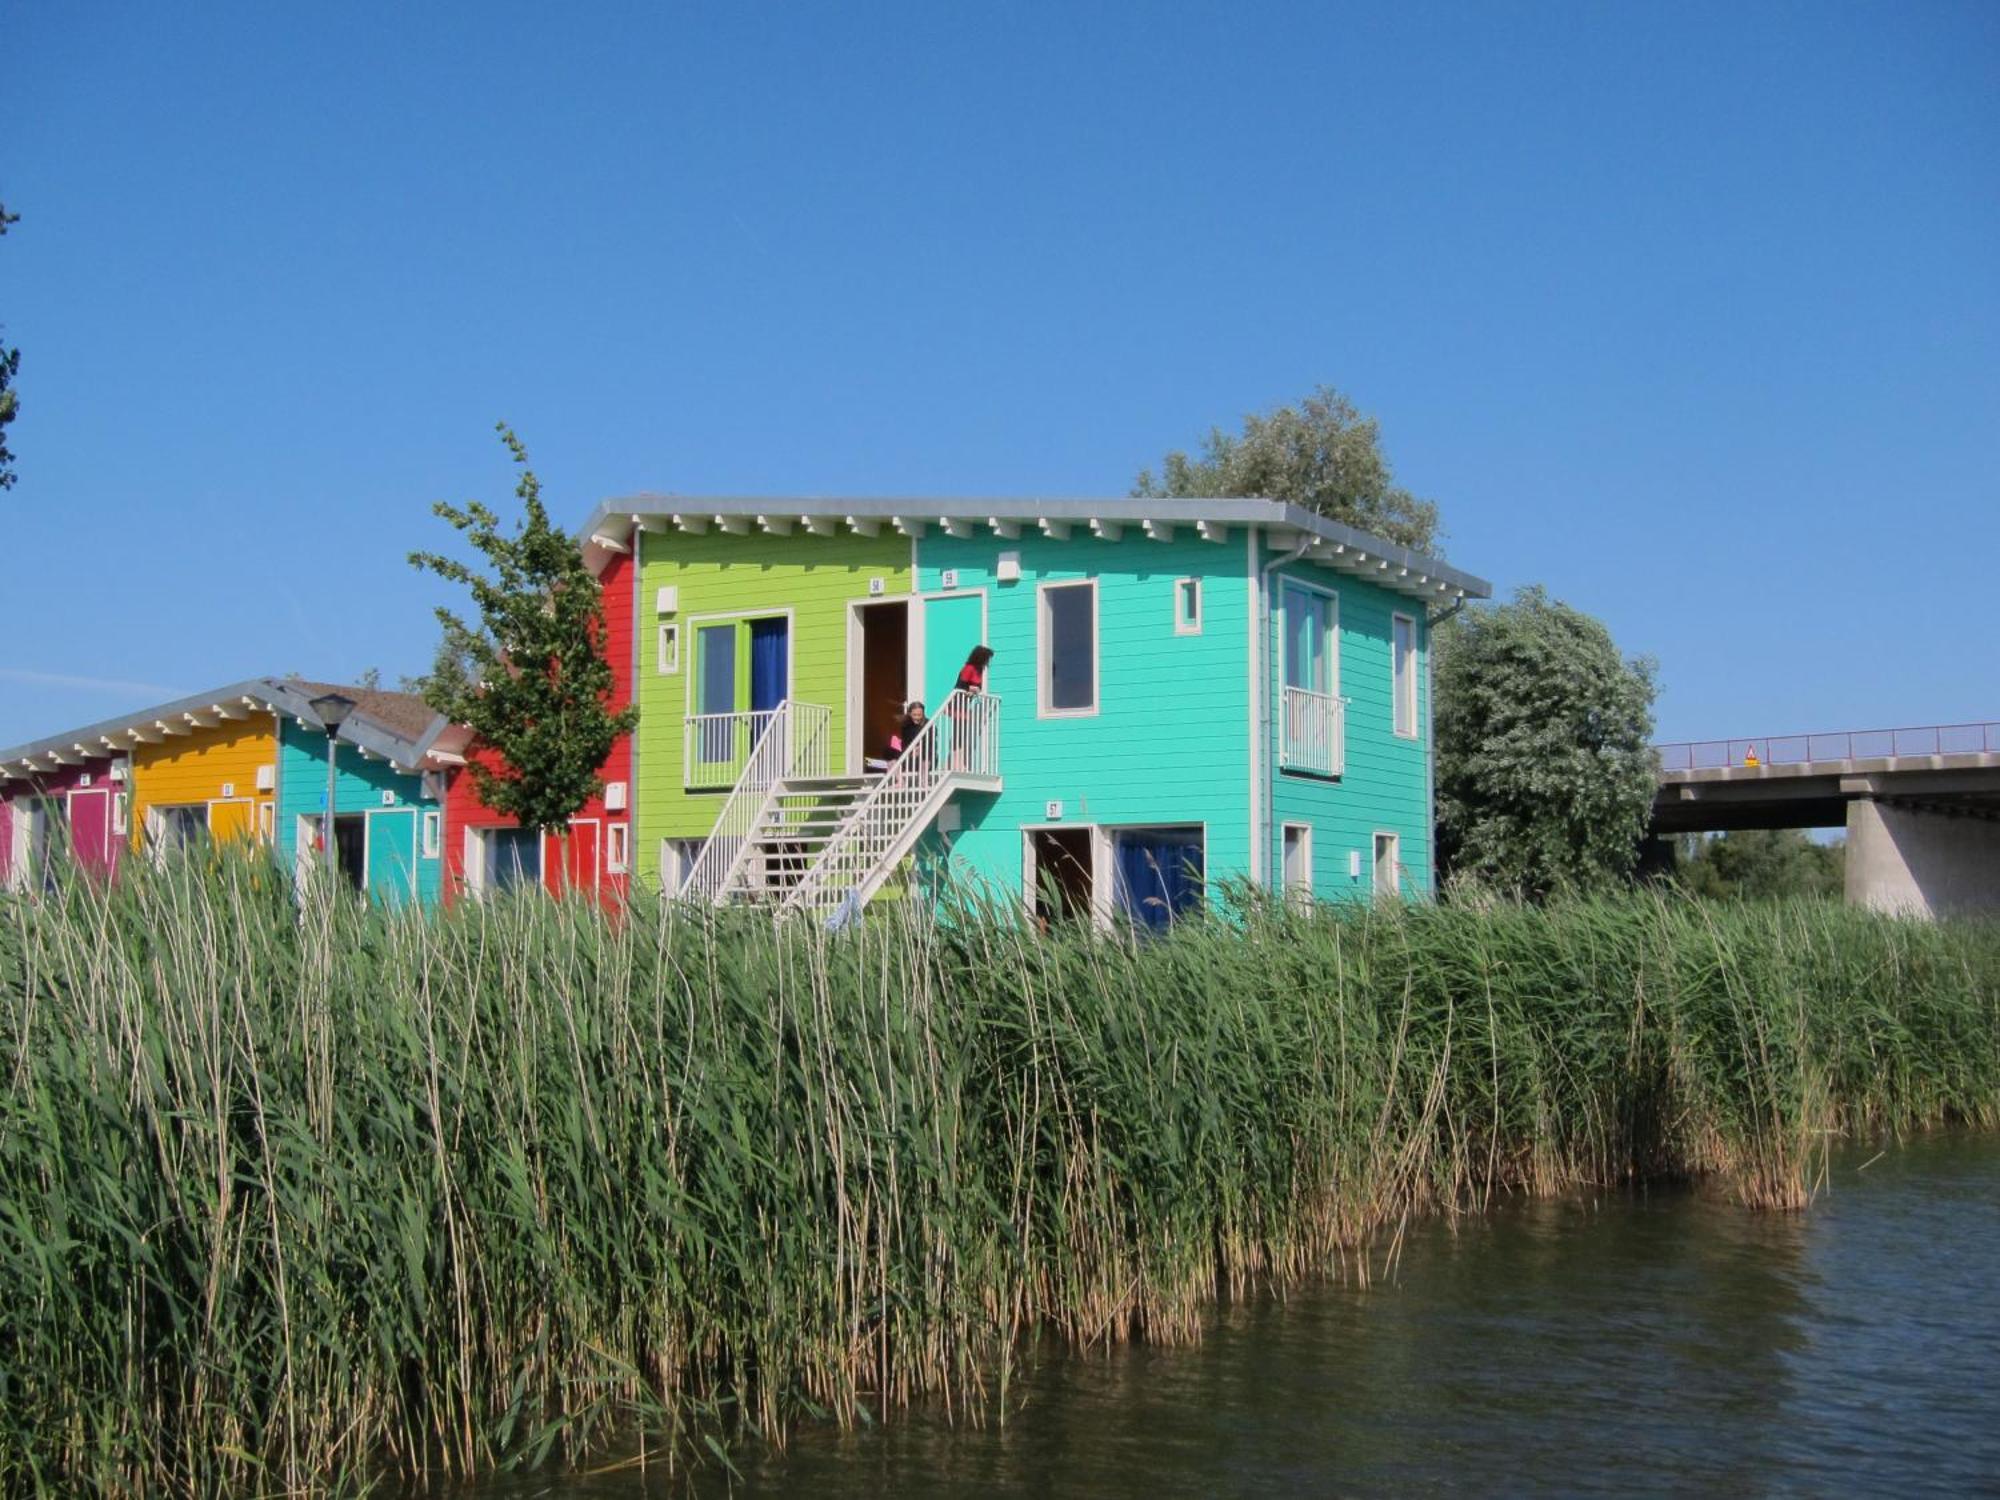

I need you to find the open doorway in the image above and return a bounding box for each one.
[854,599,911,767]
[332,815,366,892]
[1028,827,1094,925]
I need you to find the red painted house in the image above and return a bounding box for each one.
[433,542,635,904]
[0,751,127,889]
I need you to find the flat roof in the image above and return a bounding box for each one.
[581,495,1490,605]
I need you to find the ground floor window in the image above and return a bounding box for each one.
[659,837,704,895]
[488,827,541,892]
[148,803,207,854]
[1112,826,1205,931]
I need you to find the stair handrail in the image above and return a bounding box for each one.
[678,700,833,903]
[780,688,1000,920]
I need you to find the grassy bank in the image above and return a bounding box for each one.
[2,861,1996,1495]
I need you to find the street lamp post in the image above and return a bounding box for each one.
[308,693,356,886]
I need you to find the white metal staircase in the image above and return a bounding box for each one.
[679,689,1002,926]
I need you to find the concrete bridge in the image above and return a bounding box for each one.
[1653,722,2000,919]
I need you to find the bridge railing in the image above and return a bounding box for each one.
[1656,721,2000,772]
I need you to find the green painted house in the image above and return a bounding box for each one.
[581,497,1489,927]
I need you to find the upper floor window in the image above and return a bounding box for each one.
[1174,578,1202,635]
[1392,613,1417,738]
[1282,583,1337,695]
[1039,581,1098,716]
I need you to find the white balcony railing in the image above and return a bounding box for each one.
[685,709,778,790]
[1280,686,1346,777]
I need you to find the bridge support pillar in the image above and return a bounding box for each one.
[1845,798,2000,919]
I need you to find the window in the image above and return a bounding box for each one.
[606,821,630,875]
[149,804,207,854]
[696,624,737,718]
[1039,580,1098,716]
[1282,823,1313,908]
[1373,832,1401,902]
[421,810,442,859]
[258,802,276,842]
[657,622,681,675]
[1392,613,1418,738]
[111,793,128,835]
[488,827,541,892]
[1282,582,1337,694]
[1112,826,1205,931]
[1174,577,1202,635]
[660,837,704,895]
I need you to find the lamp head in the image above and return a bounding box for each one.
[310,692,357,731]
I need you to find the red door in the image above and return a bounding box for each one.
[543,820,601,898]
[66,788,113,877]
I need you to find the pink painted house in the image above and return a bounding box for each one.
[0,751,128,888]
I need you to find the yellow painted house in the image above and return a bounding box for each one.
[130,708,282,851]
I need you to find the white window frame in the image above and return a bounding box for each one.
[657,621,681,675]
[1392,612,1418,739]
[1280,576,1340,698]
[1173,577,1202,636]
[1372,830,1402,901]
[682,606,797,719]
[111,792,129,836]
[1281,821,1313,908]
[421,809,442,859]
[606,821,630,875]
[1037,579,1100,719]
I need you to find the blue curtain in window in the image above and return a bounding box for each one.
[1115,830,1205,932]
[749,618,789,713]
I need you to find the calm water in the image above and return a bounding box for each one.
[487,1135,2000,1498]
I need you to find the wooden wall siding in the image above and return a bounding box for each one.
[915,527,1254,902]
[275,719,442,906]
[440,551,634,906]
[130,717,279,851]
[1267,554,1433,899]
[634,527,914,866]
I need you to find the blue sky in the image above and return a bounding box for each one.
[5,1,1996,749]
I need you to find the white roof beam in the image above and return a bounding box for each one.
[630,515,670,533]
[892,516,927,539]
[1196,520,1228,544]
[756,515,792,536]
[214,702,247,720]
[937,517,973,539]
[672,513,709,534]
[588,532,631,554]
[184,711,217,730]
[713,515,750,536]
[799,515,837,537]
[846,515,880,537]
[1142,519,1175,543]
[157,720,190,738]
[1038,518,1071,541]
[988,517,1021,540]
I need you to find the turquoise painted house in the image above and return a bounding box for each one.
[273,684,449,907]
[582,497,1489,928]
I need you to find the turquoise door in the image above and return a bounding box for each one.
[923,593,986,711]
[365,808,418,906]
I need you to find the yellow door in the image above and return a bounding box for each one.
[208,800,256,844]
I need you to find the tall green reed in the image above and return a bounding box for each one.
[1,854,1995,1495]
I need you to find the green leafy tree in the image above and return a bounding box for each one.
[1679,829,1844,901]
[0,201,20,491]
[1133,384,1441,554]
[1435,585,1658,896]
[409,423,636,835]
